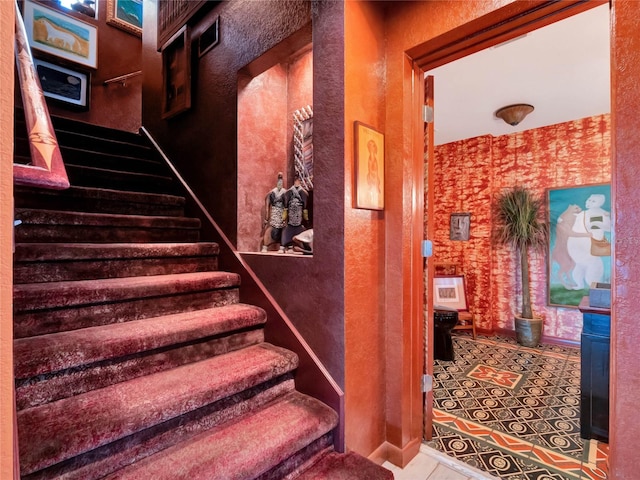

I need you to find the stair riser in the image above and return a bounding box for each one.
[14,256,219,283]
[66,165,176,194]
[15,225,200,243]
[14,186,186,217]
[257,434,334,480]
[61,149,168,176]
[17,327,265,410]
[14,289,240,338]
[22,377,296,479]
[14,138,164,175]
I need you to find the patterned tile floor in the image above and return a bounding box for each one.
[424,332,609,479]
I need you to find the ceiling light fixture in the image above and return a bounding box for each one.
[495,104,534,126]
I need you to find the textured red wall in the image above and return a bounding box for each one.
[610,1,640,478]
[344,0,387,459]
[433,115,611,342]
[16,0,142,132]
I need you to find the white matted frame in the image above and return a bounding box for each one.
[433,275,468,311]
[34,58,89,109]
[23,0,98,69]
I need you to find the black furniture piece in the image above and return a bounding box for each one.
[434,307,459,361]
[579,296,610,443]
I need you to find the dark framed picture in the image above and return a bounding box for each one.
[450,212,470,241]
[354,121,384,210]
[161,25,191,120]
[198,15,219,58]
[34,58,90,110]
[107,0,142,37]
[23,0,98,69]
[547,183,611,308]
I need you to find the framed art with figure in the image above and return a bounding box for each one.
[23,0,98,69]
[547,183,611,308]
[354,121,384,210]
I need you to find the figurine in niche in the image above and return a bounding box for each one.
[261,172,287,253]
[281,175,309,251]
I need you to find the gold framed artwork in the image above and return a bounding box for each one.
[107,0,142,37]
[354,121,384,210]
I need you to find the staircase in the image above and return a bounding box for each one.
[13,113,393,480]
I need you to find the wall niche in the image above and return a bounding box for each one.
[237,41,313,254]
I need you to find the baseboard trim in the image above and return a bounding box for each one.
[492,327,580,348]
[369,437,421,468]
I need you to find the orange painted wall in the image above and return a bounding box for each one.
[344,1,387,458]
[433,115,611,342]
[1,4,16,479]
[609,1,640,478]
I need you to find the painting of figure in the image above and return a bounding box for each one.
[547,184,612,307]
[24,0,97,68]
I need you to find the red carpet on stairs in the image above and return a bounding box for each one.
[13,113,393,479]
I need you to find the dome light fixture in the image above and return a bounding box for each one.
[495,104,534,126]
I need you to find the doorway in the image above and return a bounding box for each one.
[417,3,610,479]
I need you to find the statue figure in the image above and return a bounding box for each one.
[281,176,309,250]
[261,172,287,252]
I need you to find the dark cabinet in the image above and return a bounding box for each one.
[579,297,610,443]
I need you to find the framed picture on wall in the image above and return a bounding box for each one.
[547,183,611,308]
[450,212,470,241]
[106,0,142,37]
[434,275,468,311]
[34,59,90,109]
[23,0,98,69]
[354,121,384,210]
[161,25,191,120]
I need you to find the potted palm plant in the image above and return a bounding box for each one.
[495,186,548,347]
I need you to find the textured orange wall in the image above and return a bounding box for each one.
[1,4,16,479]
[610,1,640,478]
[344,1,387,459]
[433,115,611,342]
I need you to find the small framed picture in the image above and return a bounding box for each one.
[434,275,468,311]
[198,15,220,58]
[34,59,90,110]
[106,0,143,37]
[354,121,384,210]
[450,212,470,241]
[161,25,191,120]
[23,0,98,69]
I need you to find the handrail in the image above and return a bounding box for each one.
[103,70,142,86]
[141,126,346,451]
[13,0,69,190]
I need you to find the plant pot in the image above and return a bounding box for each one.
[514,316,543,347]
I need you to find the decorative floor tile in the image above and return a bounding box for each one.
[429,333,609,479]
[467,364,526,390]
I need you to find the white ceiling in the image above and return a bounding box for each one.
[426,4,610,146]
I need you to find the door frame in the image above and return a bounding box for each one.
[406,0,609,443]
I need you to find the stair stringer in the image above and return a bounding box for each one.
[141,126,345,452]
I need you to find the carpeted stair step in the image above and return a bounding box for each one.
[294,451,394,480]
[65,163,178,194]
[18,343,300,477]
[14,242,219,283]
[13,271,241,338]
[14,185,186,217]
[15,304,268,409]
[60,146,169,175]
[101,390,338,480]
[14,208,200,243]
